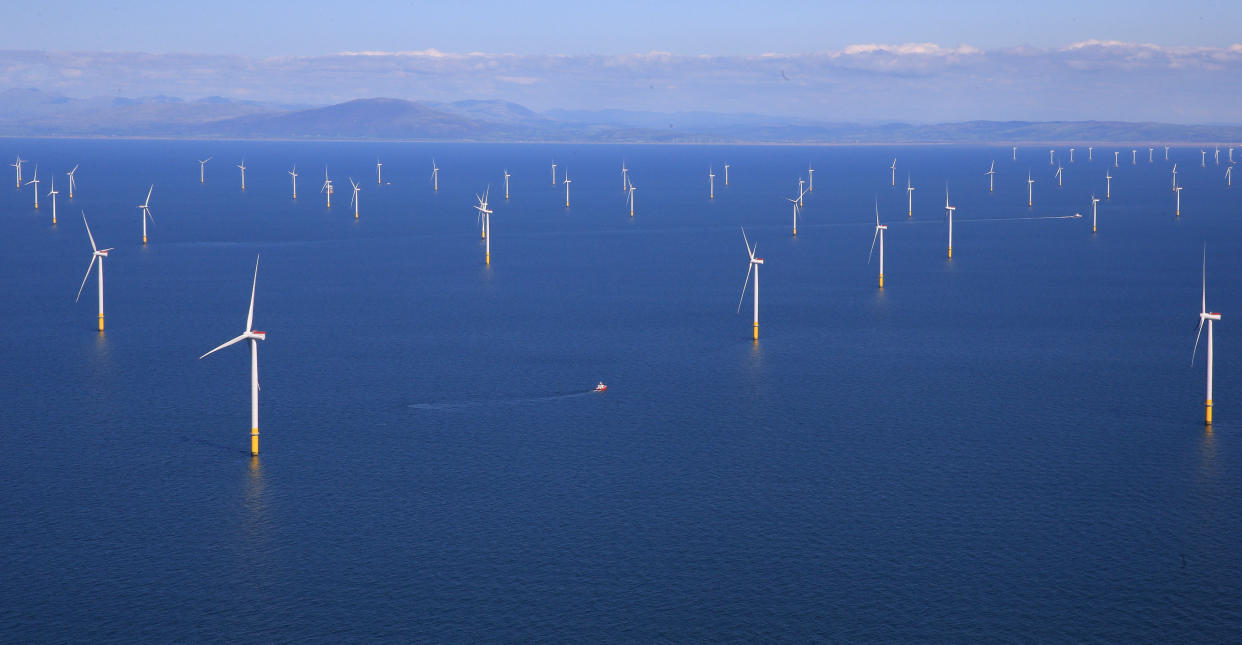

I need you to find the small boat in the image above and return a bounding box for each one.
[594,382,608,392]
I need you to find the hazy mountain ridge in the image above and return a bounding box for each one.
[0,90,1238,143]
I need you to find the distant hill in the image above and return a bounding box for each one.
[0,89,1238,144]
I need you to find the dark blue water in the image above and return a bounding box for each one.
[3,139,1241,641]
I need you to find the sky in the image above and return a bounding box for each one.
[2,1,1240,123]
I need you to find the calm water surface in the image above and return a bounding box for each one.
[2,139,1241,641]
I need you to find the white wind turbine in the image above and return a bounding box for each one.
[1226,165,1232,188]
[1090,194,1100,233]
[986,160,996,192]
[709,167,716,200]
[475,188,493,264]
[1229,147,1235,163]
[1149,146,1154,163]
[808,164,815,192]
[1175,185,1183,216]
[66,164,78,199]
[945,186,955,259]
[288,165,298,199]
[431,160,440,191]
[237,159,247,190]
[724,163,730,186]
[47,173,58,224]
[868,199,888,289]
[551,160,557,186]
[25,166,40,208]
[504,168,511,199]
[1192,246,1222,425]
[621,160,628,191]
[1215,146,1220,165]
[138,185,154,244]
[787,188,804,236]
[736,227,764,341]
[1088,146,1094,161]
[1172,163,1178,191]
[75,212,112,332]
[1070,147,1075,163]
[349,178,361,219]
[376,158,383,185]
[906,174,915,217]
[1201,150,1207,167]
[11,155,26,187]
[1012,146,1017,161]
[1113,151,1119,167]
[797,178,805,207]
[321,167,333,208]
[1055,164,1063,187]
[1131,149,1137,165]
[626,179,636,217]
[890,158,897,187]
[1165,145,1170,161]
[1106,169,1112,199]
[1049,149,1055,166]
[198,157,212,183]
[199,255,267,456]
[1027,171,1035,207]
[563,170,572,207]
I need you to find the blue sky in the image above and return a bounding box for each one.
[7,0,1240,56]
[2,1,1240,122]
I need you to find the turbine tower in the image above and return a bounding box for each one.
[1091,194,1100,233]
[321,167,333,208]
[709,167,715,200]
[986,161,995,192]
[47,174,58,225]
[1106,169,1112,199]
[25,166,40,208]
[198,157,212,183]
[621,161,628,191]
[906,174,915,217]
[75,213,113,332]
[504,169,511,199]
[551,161,557,186]
[66,164,78,199]
[431,160,439,191]
[869,200,887,289]
[475,189,493,264]
[1175,185,1182,216]
[349,178,361,219]
[890,158,897,187]
[563,171,572,208]
[808,164,815,192]
[1192,246,1222,425]
[945,186,955,259]
[237,160,246,190]
[199,255,267,456]
[376,158,382,185]
[627,180,636,217]
[1027,171,1035,207]
[724,163,730,186]
[737,228,764,341]
[138,185,154,244]
[289,165,298,199]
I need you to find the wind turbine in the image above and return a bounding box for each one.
[1131,149,1137,165]
[1088,146,1094,162]
[25,166,40,208]
[288,165,298,199]
[1070,147,1075,163]
[1165,145,1170,161]
[1091,194,1100,233]
[46,175,57,226]
[906,174,915,217]
[198,157,212,183]
[1113,151,1119,167]
[66,164,78,198]
[474,189,493,264]
[1201,150,1207,167]
[868,199,887,289]
[1192,246,1222,425]
[237,160,246,190]
[1027,171,1035,207]
[563,171,572,208]
[551,161,557,186]
[890,158,897,187]
[1172,163,1179,190]
[621,160,628,191]
[736,228,763,341]
[376,158,382,185]
[1175,185,1182,216]
[321,167,333,208]
[797,178,805,207]
[1226,165,1232,188]
[75,212,112,332]
[1106,169,1112,199]
[138,185,154,244]
[1049,149,1055,166]
[10,155,23,188]
[807,164,815,192]
[944,186,955,259]
[1055,164,1063,187]
[349,178,361,219]
[986,160,996,192]
[504,168,511,199]
[1229,147,1235,163]
[199,254,267,456]
[724,163,730,186]
[1149,146,1154,163]
[627,180,636,217]
[787,189,804,236]
[709,167,715,199]
[1215,146,1220,165]
[431,160,439,191]
[1012,146,1017,161]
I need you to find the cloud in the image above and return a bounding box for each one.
[1,42,1239,122]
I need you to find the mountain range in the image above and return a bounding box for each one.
[0,89,1238,144]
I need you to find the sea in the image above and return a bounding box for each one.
[2,139,1241,642]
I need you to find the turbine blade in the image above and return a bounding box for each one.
[737,263,754,314]
[247,254,260,331]
[1192,320,1205,366]
[145,184,153,206]
[1202,245,1207,314]
[75,255,97,302]
[867,228,879,264]
[199,333,248,360]
[741,227,752,259]
[82,212,97,252]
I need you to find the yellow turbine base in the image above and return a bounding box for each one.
[1206,400,1213,425]
[143,236,147,244]
[98,314,104,332]
[251,430,259,456]
[355,213,359,219]
[753,323,759,340]
[1177,210,1181,217]
[947,247,953,259]
[793,228,797,237]
[908,211,912,217]
[485,253,490,265]
[34,203,38,209]
[52,217,56,225]
[1092,226,1096,233]
[878,273,884,288]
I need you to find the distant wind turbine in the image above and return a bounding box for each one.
[563,171,572,208]
[1091,194,1100,233]
[66,164,78,199]
[138,185,154,244]
[868,199,887,289]
[1148,146,1154,163]
[797,178,805,206]
[475,188,493,264]
[1069,147,1075,163]
[75,212,112,332]
[1226,165,1232,188]
[1012,146,1017,161]
[737,227,764,341]
[1106,169,1112,199]
[627,179,636,217]
[787,188,804,236]
[504,168,511,199]
[724,163,730,186]
[321,167,333,208]
[1027,171,1035,207]
[1088,146,1094,162]
[890,158,897,187]
[807,164,815,192]
[1192,246,1222,426]
[47,174,58,225]
[1201,150,1207,167]
[709,167,715,200]
[1172,163,1178,191]
[1049,149,1055,166]
[431,160,439,191]
[237,160,246,190]
[25,166,40,208]
[198,157,212,183]
[1131,149,1137,165]
[906,174,915,217]
[199,254,267,456]
[288,165,298,199]
[1055,164,1063,187]
[621,160,628,191]
[551,161,557,186]
[1164,145,1170,161]
[1175,185,1182,216]
[944,186,955,259]
[986,160,995,192]
[349,178,361,219]
[1113,151,1119,167]
[376,158,382,185]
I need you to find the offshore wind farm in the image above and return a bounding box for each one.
[3,1,1242,641]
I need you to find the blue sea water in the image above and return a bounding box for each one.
[2,139,1241,642]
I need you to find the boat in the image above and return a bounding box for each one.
[594,382,607,392]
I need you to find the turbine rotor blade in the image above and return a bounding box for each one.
[75,255,97,302]
[247,254,260,331]
[199,333,248,360]
[868,228,880,264]
[737,263,754,314]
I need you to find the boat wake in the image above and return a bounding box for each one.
[408,389,598,411]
